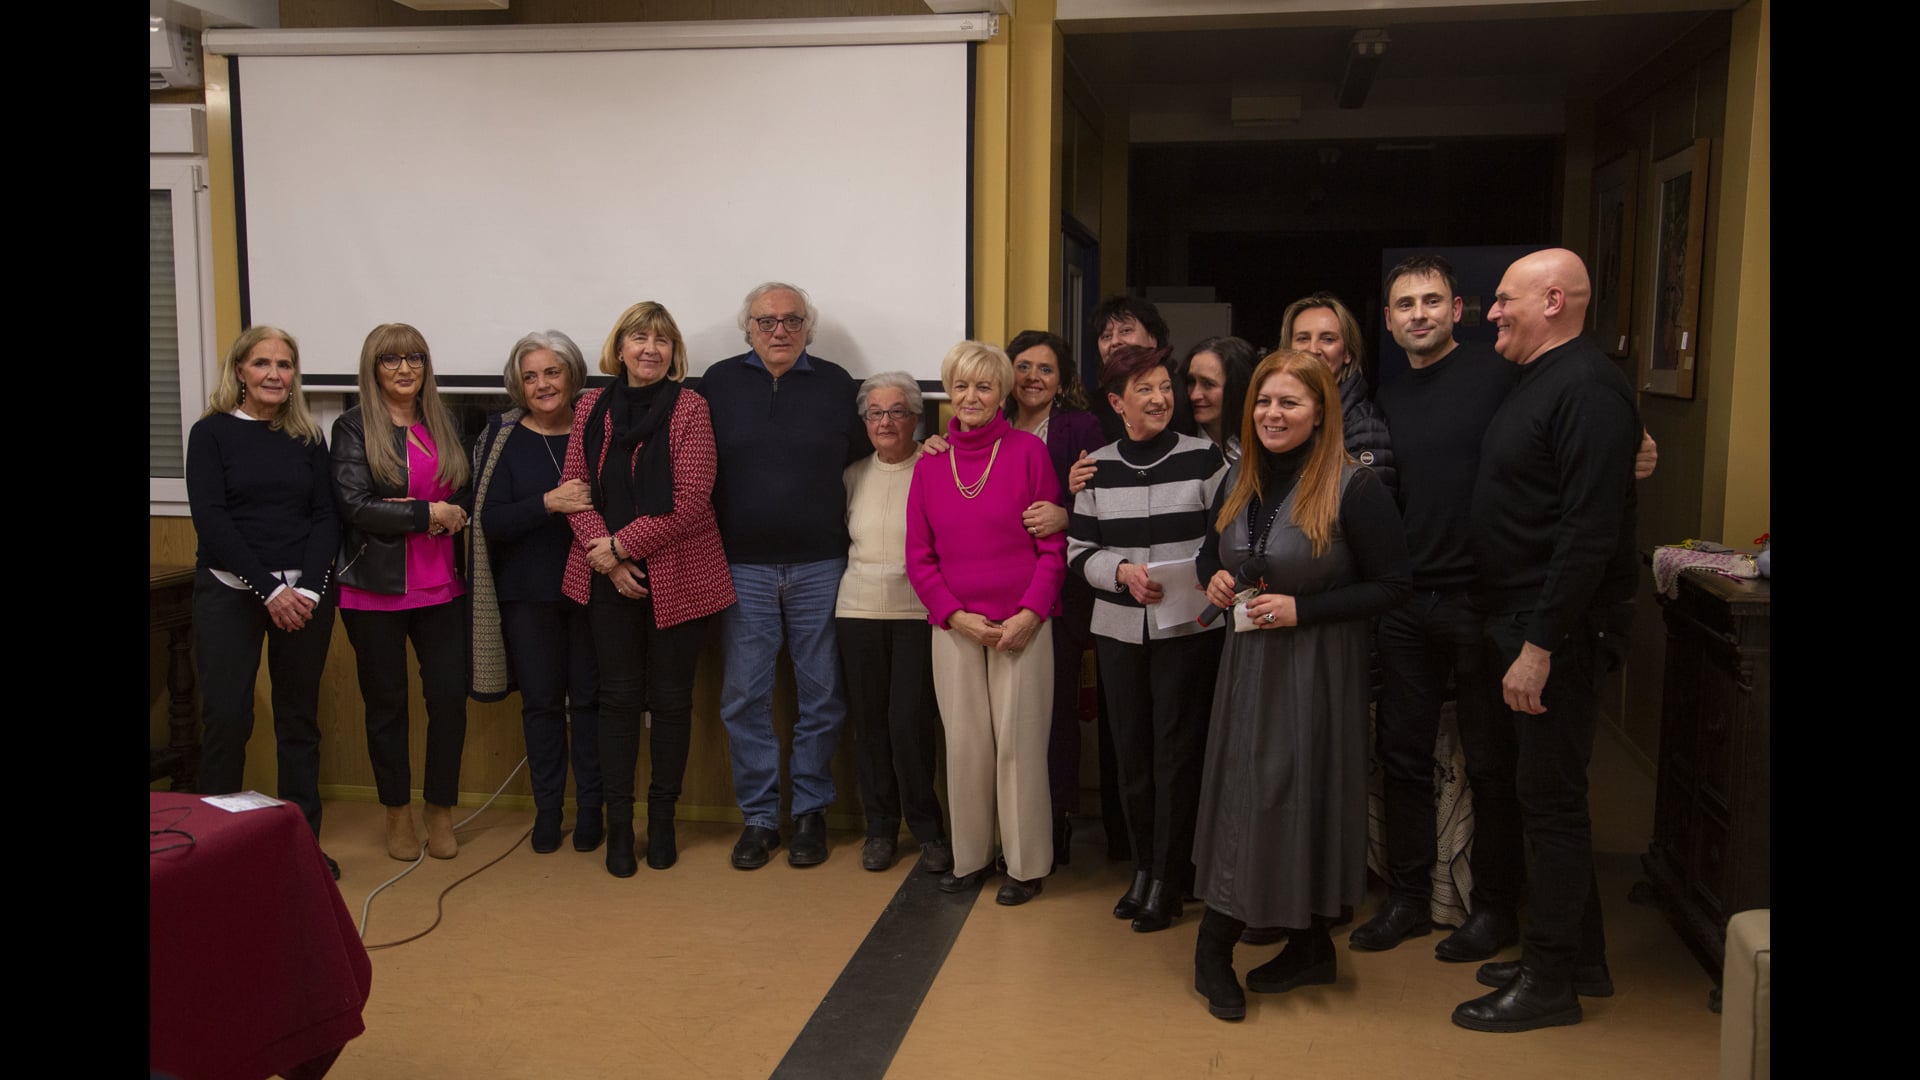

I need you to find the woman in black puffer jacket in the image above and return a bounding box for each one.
[1280,293,1395,496]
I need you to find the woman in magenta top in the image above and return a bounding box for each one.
[906,339,1066,906]
[331,323,473,862]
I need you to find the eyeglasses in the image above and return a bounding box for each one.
[377,352,428,371]
[750,315,808,333]
[864,407,914,424]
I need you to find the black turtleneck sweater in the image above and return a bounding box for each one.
[1469,336,1639,651]
[1199,437,1410,626]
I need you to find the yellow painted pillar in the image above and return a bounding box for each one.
[973,1,1060,345]
[1703,0,1770,545]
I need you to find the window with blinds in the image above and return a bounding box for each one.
[151,189,183,479]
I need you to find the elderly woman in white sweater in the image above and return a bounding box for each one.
[835,372,952,875]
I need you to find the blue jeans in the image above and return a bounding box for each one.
[719,559,849,828]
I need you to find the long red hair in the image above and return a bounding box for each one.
[1215,350,1348,557]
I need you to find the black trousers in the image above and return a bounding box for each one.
[501,599,602,811]
[836,617,945,844]
[1482,610,1608,981]
[192,569,336,837]
[1047,591,1094,814]
[341,597,469,808]
[1095,630,1223,891]
[1374,590,1521,910]
[589,574,708,823]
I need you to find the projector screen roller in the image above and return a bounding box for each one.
[233,42,970,386]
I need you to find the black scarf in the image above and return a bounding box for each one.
[584,380,679,528]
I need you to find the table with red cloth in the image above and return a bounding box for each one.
[150,792,372,1080]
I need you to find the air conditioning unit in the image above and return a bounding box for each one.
[151,17,204,90]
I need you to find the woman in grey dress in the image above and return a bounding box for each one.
[1188,350,1411,1021]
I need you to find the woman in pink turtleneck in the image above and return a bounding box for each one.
[905,340,1066,906]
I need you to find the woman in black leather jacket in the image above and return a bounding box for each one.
[332,323,473,862]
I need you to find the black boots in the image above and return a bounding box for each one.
[1194,907,1247,1021]
[1113,871,1151,919]
[531,808,564,854]
[646,801,677,870]
[1348,893,1433,952]
[572,805,605,853]
[1246,918,1336,993]
[1453,966,1583,1032]
[1052,811,1073,869]
[1131,880,1184,933]
[605,815,638,878]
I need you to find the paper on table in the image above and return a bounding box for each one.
[202,791,286,813]
[1146,559,1210,630]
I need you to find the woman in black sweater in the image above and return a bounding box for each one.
[186,326,342,877]
[470,331,603,856]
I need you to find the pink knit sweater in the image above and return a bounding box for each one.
[905,412,1066,628]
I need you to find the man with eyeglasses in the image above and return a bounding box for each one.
[698,282,871,870]
[1451,248,1641,1033]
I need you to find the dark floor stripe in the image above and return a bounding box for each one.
[769,866,981,1080]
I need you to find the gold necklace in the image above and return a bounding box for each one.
[950,438,1002,499]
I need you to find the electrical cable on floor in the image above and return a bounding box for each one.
[356,755,533,946]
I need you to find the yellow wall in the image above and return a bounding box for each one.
[973,0,1061,343]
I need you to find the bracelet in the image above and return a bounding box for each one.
[1113,561,1128,594]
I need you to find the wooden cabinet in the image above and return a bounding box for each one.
[1641,569,1770,979]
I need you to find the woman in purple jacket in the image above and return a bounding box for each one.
[906,340,1067,906]
[1004,330,1107,866]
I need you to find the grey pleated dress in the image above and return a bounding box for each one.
[1193,463,1372,930]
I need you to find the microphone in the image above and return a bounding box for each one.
[1197,556,1268,627]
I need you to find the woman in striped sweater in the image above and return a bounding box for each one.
[1065,343,1230,933]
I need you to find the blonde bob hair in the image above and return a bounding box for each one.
[600,301,689,382]
[1215,350,1349,558]
[356,323,470,491]
[938,340,1015,407]
[205,325,323,444]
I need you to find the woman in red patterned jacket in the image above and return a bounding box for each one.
[563,300,735,878]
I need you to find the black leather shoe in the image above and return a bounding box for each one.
[1348,893,1433,952]
[531,808,563,854]
[920,839,954,874]
[605,822,638,878]
[731,825,782,870]
[1436,908,1520,962]
[1246,928,1336,993]
[323,853,341,881]
[1131,880,1184,933]
[788,812,828,866]
[1477,959,1614,998]
[1453,968,1583,1032]
[1240,925,1286,945]
[1113,870,1151,919]
[996,877,1043,906]
[572,806,605,853]
[862,836,897,871]
[938,867,989,893]
[646,818,677,870]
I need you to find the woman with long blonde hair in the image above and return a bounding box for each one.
[331,323,474,862]
[188,325,341,876]
[1187,350,1411,1021]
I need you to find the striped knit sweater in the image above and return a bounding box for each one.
[1067,430,1228,644]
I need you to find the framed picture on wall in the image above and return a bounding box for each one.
[1589,151,1637,360]
[1641,138,1711,399]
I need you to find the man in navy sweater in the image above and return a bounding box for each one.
[699,282,871,870]
[1452,248,1640,1033]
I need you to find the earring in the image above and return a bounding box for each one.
[238,381,247,402]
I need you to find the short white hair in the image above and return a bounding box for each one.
[856,371,923,418]
[737,281,818,345]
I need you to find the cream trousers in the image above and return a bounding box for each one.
[930,622,1055,882]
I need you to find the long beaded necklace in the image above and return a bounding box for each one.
[950,438,1003,499]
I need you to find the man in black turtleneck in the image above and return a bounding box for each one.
[1451,248,1640,1034]
[1353,256,1524,962]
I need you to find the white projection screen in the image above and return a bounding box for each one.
[229,38,971,387]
